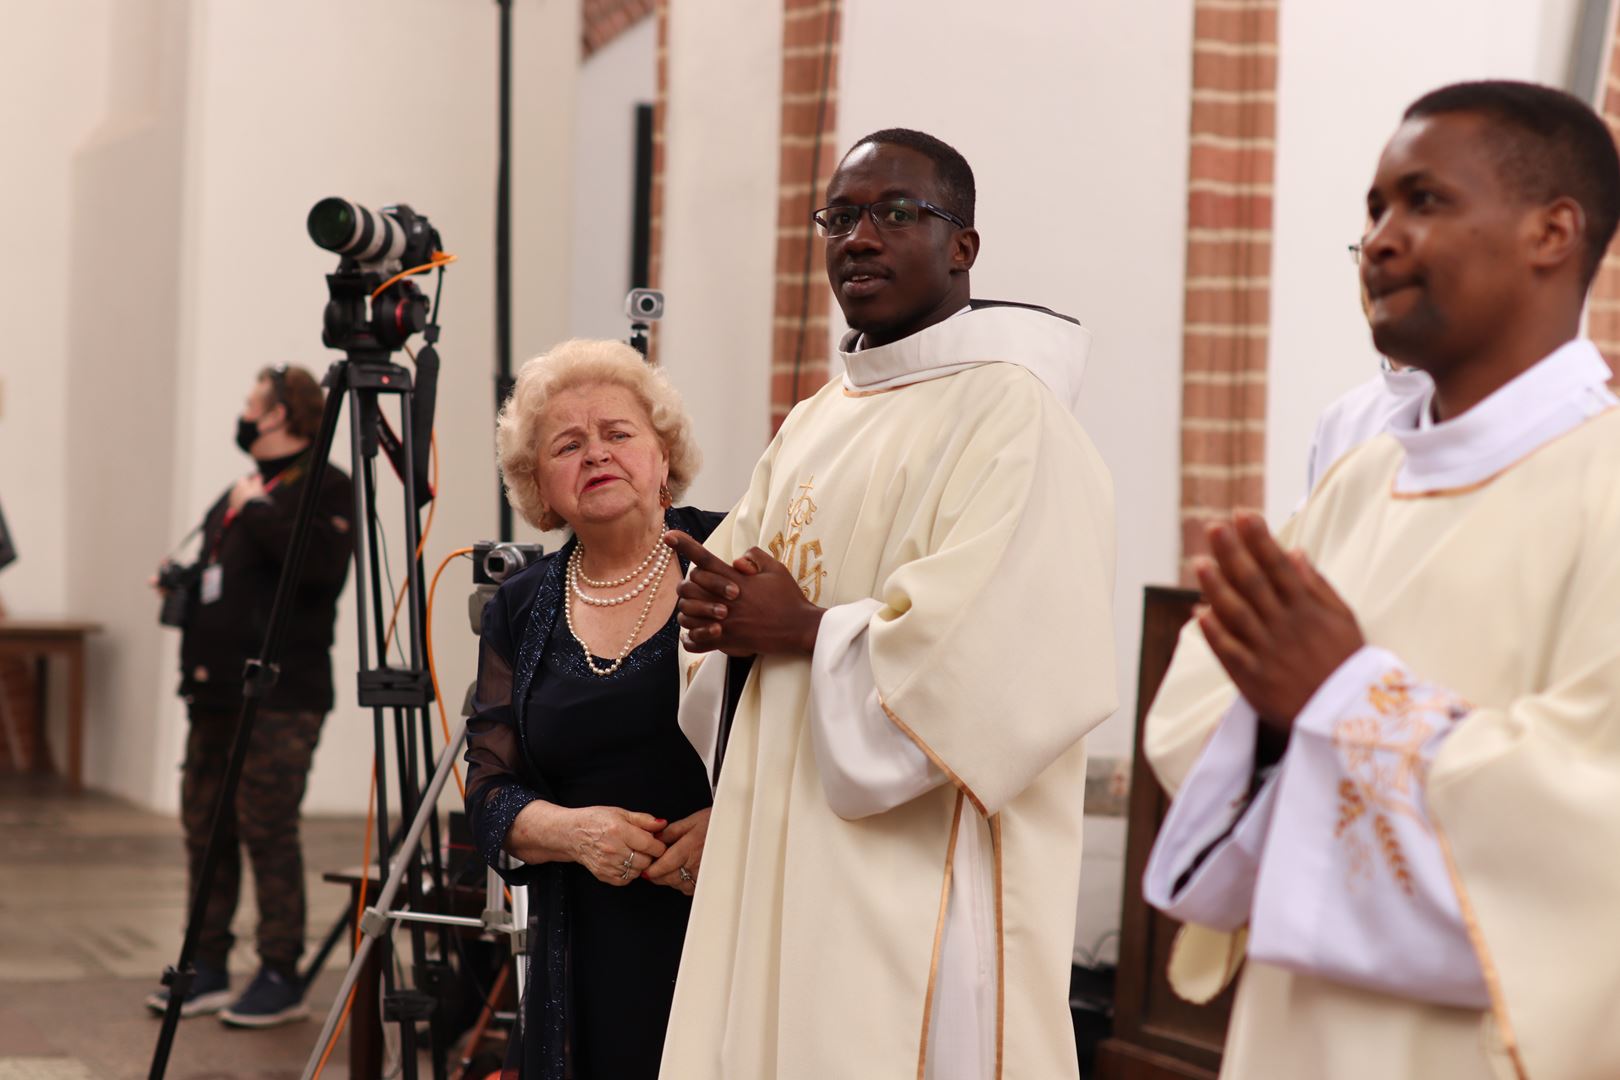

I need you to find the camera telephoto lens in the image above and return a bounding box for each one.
[308,197,406,265]
[308,197,362,251]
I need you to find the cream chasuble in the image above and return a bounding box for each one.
[660,306,1118,1080]
[1144,339,1620,1080]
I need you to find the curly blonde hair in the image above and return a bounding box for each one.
[496,339,700,532]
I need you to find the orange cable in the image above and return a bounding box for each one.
[425,546,476,800]
[370,251,458,299]
[422,545,513,905]
[382,431,439,654]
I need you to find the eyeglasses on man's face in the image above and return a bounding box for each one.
[812,197,967,238]
[1348,242,1364,266]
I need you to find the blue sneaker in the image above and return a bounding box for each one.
[144,963,232,1018]
[218,966,309,1028]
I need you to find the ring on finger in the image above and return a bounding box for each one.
[620,853,635,870]
[678,866,694,884]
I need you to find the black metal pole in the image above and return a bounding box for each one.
[630,103,655,290]
[495,0,515,542]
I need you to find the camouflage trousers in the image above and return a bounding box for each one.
[181,705,325,977]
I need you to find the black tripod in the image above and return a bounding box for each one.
[149,263,460,1079]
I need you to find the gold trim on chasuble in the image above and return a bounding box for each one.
[879,701,989,817]
[878,697,1004,1077]
[767,478,827,604]
[989,814,1006,1080]
[916,792,966,1080]
[841,382,917,398]
[1431,823,1529,1080]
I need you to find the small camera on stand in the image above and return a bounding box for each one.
[625,288,664,359]
[461,541,547,714]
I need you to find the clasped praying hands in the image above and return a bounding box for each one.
[663,530,826,657]
[1193,511,1365,739]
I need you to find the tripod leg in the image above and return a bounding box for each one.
[397,398,455,1080]
[301,719,470,1080]
[297,814,413,994]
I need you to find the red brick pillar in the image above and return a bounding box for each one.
[1178,0,1280,581]
[769,0,842,432]
[1586,11,1620,384]
[641,0,669,363]
[580,0,656,57]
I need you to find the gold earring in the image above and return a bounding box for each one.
[659,482,673,508]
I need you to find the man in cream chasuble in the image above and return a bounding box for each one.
[660,130,1117,1080]
[1145,82,1620,1080]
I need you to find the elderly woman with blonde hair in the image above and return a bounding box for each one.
[464,339,720,1079]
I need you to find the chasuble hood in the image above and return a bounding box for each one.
[838,300,1092,421]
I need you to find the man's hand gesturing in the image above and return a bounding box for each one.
[664,530,826,657]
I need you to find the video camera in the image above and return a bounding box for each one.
[307,197,442,354]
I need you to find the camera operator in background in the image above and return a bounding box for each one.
[147,364,354,1028]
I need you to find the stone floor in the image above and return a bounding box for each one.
[0,776,376,1079]
[0,771,1123,1079]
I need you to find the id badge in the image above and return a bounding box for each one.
[200,564,224,605]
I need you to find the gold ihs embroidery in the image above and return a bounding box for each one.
[768,478,828,604]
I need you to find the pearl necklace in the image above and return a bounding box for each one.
[575,539,662,589]
[564,543,673,677]
[570,539,671,607]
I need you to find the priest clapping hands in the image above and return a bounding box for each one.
[1191,510,1364,740]
[664,530,826,657]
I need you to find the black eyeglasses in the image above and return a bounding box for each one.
[812,198,967,238]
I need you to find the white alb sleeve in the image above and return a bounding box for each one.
[677,651,725,788]
[1144,698,1282,931]
[1246,646,1489,1009]
[808,598,947,819]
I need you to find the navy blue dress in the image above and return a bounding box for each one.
[464,506,721,1079]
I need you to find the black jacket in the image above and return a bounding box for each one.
[179,451,354,712]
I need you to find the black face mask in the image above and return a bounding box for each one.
[235,415,260,454]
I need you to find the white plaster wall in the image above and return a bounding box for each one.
[10,0,576,811]
[570,18,658,341]
[1265,0,1585,519]
[59,0,194,808]
[0,0,114,620]
[838,0,1194,769]
[841,0,1193,971]
[159,0,578,815]
[657,0,783,512]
